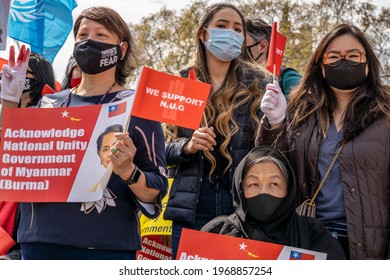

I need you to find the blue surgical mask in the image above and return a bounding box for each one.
[204,28,244,61]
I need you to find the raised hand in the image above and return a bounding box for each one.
[1,45,30,103]
[260,82,287,125]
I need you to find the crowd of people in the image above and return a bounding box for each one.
[0,2,389,260]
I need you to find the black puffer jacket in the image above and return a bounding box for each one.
[164,105,262,224]
[164,69,267,224]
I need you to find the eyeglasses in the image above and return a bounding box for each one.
[323,50,366,67]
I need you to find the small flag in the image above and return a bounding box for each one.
[188,68,197,80]
[132,67,210,130]
[41,84,55,95]
[108,102,127,118]
[266,22,286,77]
[289,250,315,260]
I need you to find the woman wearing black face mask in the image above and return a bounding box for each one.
[244,18,302,97]
[201,146,346,260]
[1,6,167,260]
[20,53,56,108]
[257,24,390,259]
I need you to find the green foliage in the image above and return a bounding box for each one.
[129,0,390,85]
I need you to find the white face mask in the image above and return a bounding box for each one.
[204,28,244,61]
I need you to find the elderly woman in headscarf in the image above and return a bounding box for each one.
[201,146,346,260]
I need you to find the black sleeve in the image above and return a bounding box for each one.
[130,116,168,218]
[307,218,347,260]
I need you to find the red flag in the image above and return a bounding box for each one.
[55,81,62,92]
[188,68,197,80]
[131,67,210,130]
[41,84,56,95]
[108,102,127,118]
[266,22,286,76]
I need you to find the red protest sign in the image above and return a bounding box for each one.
[136,235,173,260]
[177,228,326,260]
[131,67,211,130]
[266,22,286,76]
[0,94,135,202]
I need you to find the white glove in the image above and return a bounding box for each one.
[260,82,287,125]
[1,45,30,103]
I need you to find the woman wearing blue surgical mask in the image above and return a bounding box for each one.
[163,2,270,259]
[257,23,390,259]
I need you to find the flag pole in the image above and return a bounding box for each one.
[273,64,277,84]
[188,68,209,128]
[203,113,208,128]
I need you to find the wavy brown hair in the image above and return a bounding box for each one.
[287,23,390,140]
[164,3,268,176]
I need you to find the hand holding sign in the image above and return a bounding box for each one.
[183,127,217,154]
[109,132,138,184]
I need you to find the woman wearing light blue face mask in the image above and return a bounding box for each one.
[203,28,244,62]
[163,2,270,259]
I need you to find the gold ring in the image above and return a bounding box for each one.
[111,147,119,155]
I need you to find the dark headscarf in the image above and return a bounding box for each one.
[232,146,308,246]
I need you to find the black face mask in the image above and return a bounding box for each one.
[22,77,37,94]
[250,51,263,62]
[73,39,122,75]
[246,193,284,223]
[323,60,367,90]
[246,41,264,62]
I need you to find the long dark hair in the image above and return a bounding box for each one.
[288,23,390,140]
[61,55,77,90]
[26,52,56,107]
